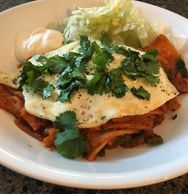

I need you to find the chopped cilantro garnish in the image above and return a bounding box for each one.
[79,35,91,53]
[19,61,48,89]
[54,111,77,130]
[100,32,112,46]
[87,72,104,95]
[101,115,106,120]
[107,68,128,97]
[58,81,80,102]
[54,111,87,159]
[144,49,158,57]
[42,84,54,99]
[19,61,54,98]
[176,58,188,78]
[87,68,128,98]
[41,55,68,74]
[114,45,129,56]
[144,74,160,87]
[131,86,150,100]
[30,79,54,99]
[87,38,127,97]
[18,34,160,102]
[92,43,114,71]
[78,35,94,65]
[121,49,160,87]
[56,64,86,102]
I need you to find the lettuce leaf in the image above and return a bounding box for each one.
[63,0,156,48]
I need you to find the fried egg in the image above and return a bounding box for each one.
[0,41,179,128]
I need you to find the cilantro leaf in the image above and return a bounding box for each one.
[176,58,188,78]
[137,61,160,75]
[144,74,160,87]
[107,68,128,98]
[78,36,95,66]
[86,37,128,98]
[121,49,160,87]
[55,131,87,159]
[19,60,54,99]
[100,32,112,46]
[19,61,48,89]
[31,79,48,93]
[101,115,106,120]
[131,86,150,100]
[87,68,128,98]
[87,72,103,95]
[42,84,54,99]
[92,44,114,71]
[79,35,91,53]
[56,75,70,89]
[48,56,68,74]
[58,81,80,102]
[26,71,35,86]
[114,45,129,56]
[96,74,109,95]
[35,55,68,74]
[55,111,77,130]
[31,79,54,99]
[54,111,87,159]
[144,49,158,57]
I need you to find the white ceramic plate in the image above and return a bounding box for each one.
[0,0,188,189]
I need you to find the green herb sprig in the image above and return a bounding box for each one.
[176,58,188,77]
[54,111,87,159]
[121,49,160,87]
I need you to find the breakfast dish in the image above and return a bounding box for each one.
[0,0,188,189]
[0,0,187,162]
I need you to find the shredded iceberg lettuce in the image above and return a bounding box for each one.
[63,0,156,48]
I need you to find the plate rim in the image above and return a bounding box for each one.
[0,147,188,189]
[0,0,188,189]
